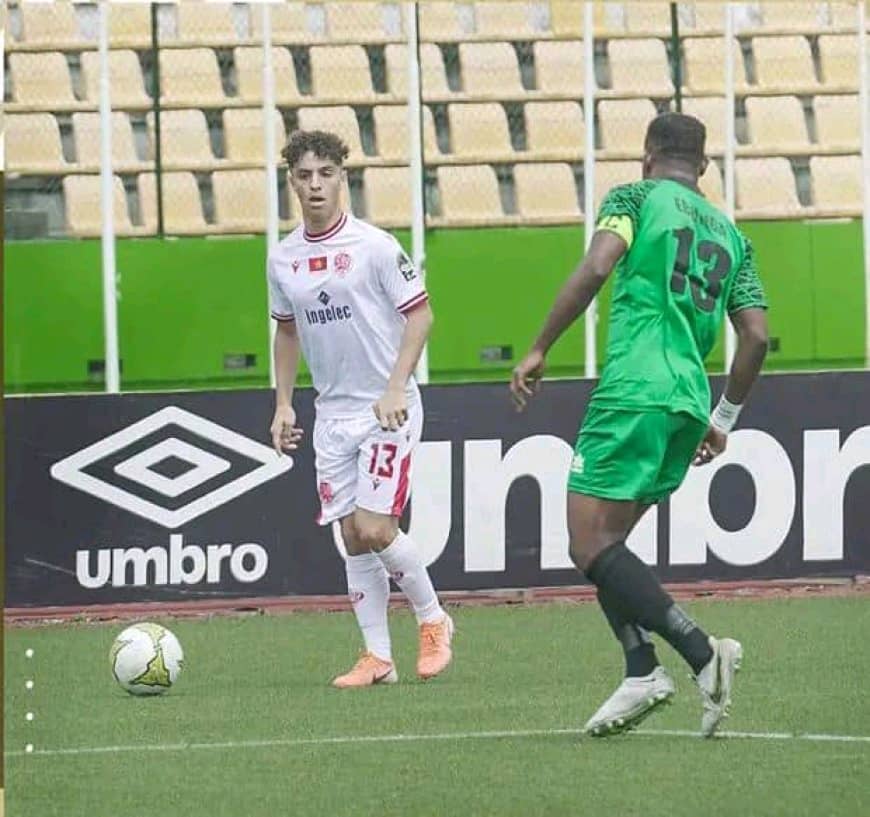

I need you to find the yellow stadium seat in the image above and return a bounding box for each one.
[7,114,67,173]
[473,2,536,38]
[8,52,80,110]
[680,97,728,155]
[593,161,643,211]
[63,175,134,238]
[524,101,585,160]
[139,172,209,235]
[686,2,726,34]
[548,1,607,36]
[251,3,312,45]
[818,34,859,88]
[533,41,585,97]
[147,109,217,169]
[698,160,725,207]
[72,112,147,172]
[744,95,810,152]
[514,163,581,223]
[324,2,393,43]
[458,42,525,98]
[234,47,301,104]
[752,36,819,90]
[419,2,465,41]
[813,94,860,150]
[212,169,268,233]
[177,1,240,45]
[159,48,227,107]
[372,105,440,161]
[683,38,748,94]
[384,43,452,99]
[623,2,673,34]
[364,167,413,227]
[109,2,152,48]
[448,103,514,160]
[18,1,83,47]
[309,45,377,101]
[608,39,673,96]
[296,106,365,161]
[828,1,868,28]
[597,99,658,156]
[810,154,861,213]
[736,157,801,215]
[436,164,506,225]
[81,50,151,109]
[758,2,830,32]
[223,108,287,165]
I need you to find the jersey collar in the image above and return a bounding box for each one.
[303,212,348,243]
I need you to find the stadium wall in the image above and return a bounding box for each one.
[4,220,865,393]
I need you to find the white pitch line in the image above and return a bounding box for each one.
[5,726,870,758]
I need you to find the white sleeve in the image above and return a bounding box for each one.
[375,236,428,314]
[267,255,294,322]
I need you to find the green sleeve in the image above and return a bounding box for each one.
[728,236,768,314]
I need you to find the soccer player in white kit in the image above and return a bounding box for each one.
[268,130,453,688]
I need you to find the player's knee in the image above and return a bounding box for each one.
[353,516,397,552]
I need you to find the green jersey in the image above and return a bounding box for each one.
[591,178,767,422]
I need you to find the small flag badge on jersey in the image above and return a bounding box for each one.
[309,256,328,273]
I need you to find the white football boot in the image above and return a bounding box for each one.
[584,666,676,737]
[695,636,743,737]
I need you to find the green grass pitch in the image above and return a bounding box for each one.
[5,596,869,817]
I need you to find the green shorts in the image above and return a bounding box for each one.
[568,405,708,504]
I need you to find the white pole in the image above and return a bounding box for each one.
[583,0,597,378]
[98,1,120,393]
[724,2,737,369]
[262,3,280,388]
[407,2,429,384]
[858,0,870,366]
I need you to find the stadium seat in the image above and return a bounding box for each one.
[623,2,673,34]
[18,1,83,48]
[593,161,643,210]
[524,101,585,160]
[147,109,218,169]
[513,163,581,223]
[177,1,240,45]
[810,154,861,213]
[139,172,209,234]
[436,164,506,225]
[234,47,301,104]
[159,49,227,107]
[448,103,514,160]
[683,38,748,93]
[473,2,537,39]
[296,107,365,161]
[223,107,287,165]
[72,112,147,172]
[251,2,312,44]
[324,2,394,43]
[81,50,151,109]
[607,39,673,96]
[549,1,607,36]
[63,175,134,237]
[384,43,452,99]
[109,2,152,48]
[818,35,859,88]
[597,99,658,156]
[363,166,413,227]
[680,97,727,155]
[698,159,725,207]
[686,2,726,34]
[372,105,440,161]
[309,45,377,101]
[736,157,801,214]
[752,36,819,90]
[419,2,465,41]
[828,1,868,28]
[813,95,861,150]
[458,42,525,98]
[533,41,585,97]
[758,2,830,32]
[744,95,810,153]
[6,114,68,174]
[7,52,80,110]
[212,169,268,233]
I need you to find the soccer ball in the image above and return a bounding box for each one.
[109,622,184,696]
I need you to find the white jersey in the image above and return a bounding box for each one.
[268,213,428,419]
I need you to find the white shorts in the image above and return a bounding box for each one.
[313,403,423,526]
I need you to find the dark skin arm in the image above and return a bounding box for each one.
[510,230,628,410]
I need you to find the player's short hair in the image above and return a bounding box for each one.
[644,112,706,164]
[282,130,349,169]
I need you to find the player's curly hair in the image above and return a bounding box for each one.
[644,113,706,164]
[281,129,350,169]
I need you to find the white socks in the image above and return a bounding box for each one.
[376,532,444,625]
[345,552,392,661]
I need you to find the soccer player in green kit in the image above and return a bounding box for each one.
[510,113,769,737]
